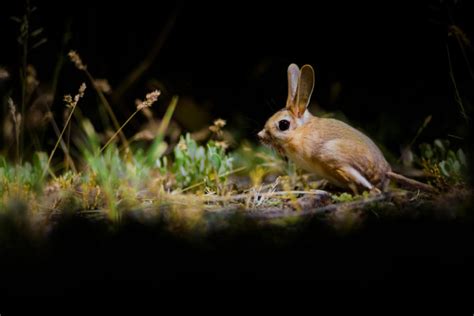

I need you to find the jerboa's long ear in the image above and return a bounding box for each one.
[295,64,315,117]
[286,63,300,109]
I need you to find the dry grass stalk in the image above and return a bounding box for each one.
[43,83,86,177]
[100,90,161,153]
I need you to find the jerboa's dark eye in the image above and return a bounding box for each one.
[278,119,290,131]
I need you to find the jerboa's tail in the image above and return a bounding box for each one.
[387,171,437,193]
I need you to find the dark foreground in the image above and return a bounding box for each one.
[1,201,473,311]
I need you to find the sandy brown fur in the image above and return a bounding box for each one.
[258,63,434,194]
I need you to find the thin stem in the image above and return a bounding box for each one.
[15,119,20,163]
[408,115,432,149]
[84,70,129,149]
[454,33,474,80]
[42,22,76,172]
[48,114,77,173]
[43,102,79,178]
[99,109,139,154]
[19,0,31,163]
[66,120,72,171]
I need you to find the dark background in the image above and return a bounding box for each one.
[1,0,474,306]
[1,0,472,154]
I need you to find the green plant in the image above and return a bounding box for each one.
[170,133,233,191]
[331,192,355,203]
[0,152,48,205]
[233,141,285,173]
[11,1,48,160]
[419,139,468,186]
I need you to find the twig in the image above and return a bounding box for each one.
[202,190,329,202]
[247,192,393,220]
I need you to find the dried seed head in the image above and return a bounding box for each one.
[8,98,16,116]
[64,83,86,108]
[26,64,39,96]
[214,119,226,128]
[214,141,229,150]
[94,79,112,94]
[7,98,21,135]
[136,90,161,110]
[64,95,73,108]
[0,67,9,80]
[78,82,86,96]
[209,118,226,135]
[16,113,22,127]
[68,50,86,70]
[74,83,87,103]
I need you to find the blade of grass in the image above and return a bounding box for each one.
[408,115,432,149]
[144,96,178,165]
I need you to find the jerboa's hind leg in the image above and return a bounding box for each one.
[335,165,380,195]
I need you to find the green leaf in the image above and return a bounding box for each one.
[196,147,205,160]
[439,161,450,178]
[447,150,457,162]
[151,142,167,160]
[0,155,7,169]
[420,143,433,159]
[187,135,197,158]
[33,151,48,172]
[10,16,22,23]
[434,139,445,156]
[457,149,467,166]
[31,28,43,37]
[179,165,188,177]
[210,153,222,171]
[32,38,48,50]
[199,158,205,173]
[174,147,184,160]
[82,119,100,151]
[452,160,461,174]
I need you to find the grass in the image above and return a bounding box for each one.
[1,113,469,234]
[1,4,472,238]
[1,71,470,233]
